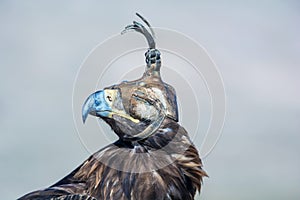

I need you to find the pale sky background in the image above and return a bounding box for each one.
[0,1,300,200]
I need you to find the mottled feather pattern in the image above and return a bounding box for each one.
[53,194,97,200]
[19,119,206,200]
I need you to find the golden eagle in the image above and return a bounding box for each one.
[19,13,207,200]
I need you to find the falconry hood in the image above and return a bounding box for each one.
[83,13,178,141]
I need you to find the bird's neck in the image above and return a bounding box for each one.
[115,118,181,151]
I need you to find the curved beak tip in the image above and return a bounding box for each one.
[82,94,95,124]
[82,112,88,124]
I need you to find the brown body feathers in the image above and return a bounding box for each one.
[19,118,207,200]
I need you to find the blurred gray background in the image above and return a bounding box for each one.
[1,1,299,199]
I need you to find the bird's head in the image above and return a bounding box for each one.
[82,88,139,124]
[82,13,178,141]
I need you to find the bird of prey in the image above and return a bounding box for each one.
[18,13,207,200]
